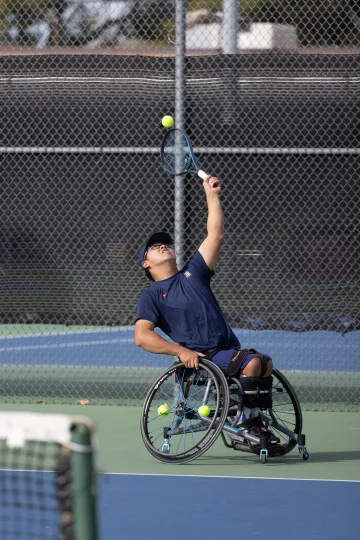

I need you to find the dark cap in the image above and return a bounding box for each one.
[138,231,173,268]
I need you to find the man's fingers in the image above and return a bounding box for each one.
[209,176,219,187]
[203,176,220,190]
[180,350,204,368]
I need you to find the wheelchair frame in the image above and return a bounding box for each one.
[141,359,309,464]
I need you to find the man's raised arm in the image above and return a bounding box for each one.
[198,176,223,271]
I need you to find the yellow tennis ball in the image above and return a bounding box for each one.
[158,404,170,416]
[161,115,174,128]
[198,405,211,417]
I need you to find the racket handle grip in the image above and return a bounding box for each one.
[197,170,208,180]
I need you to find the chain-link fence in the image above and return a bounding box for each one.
[0,1,359,409]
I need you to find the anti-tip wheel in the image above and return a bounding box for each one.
[260,449,268,464]
[161,443,171,454]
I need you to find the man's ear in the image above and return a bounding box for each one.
[142,260,150,269]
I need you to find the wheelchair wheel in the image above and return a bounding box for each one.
[226,368,302,458]
[141,359,229,464]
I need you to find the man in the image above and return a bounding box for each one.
[135,175,278,443]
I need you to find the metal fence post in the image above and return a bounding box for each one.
[174,0,186,269]
[223,0,239,54]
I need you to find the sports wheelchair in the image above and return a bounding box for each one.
[141,359,309,464]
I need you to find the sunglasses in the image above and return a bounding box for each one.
[145,243,172,258]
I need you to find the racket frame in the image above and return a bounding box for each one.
[161,128,208,180]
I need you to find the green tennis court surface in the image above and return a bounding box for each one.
[1,403,359,480]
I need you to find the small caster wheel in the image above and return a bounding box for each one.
[260,448,268,464]
[161,442,171,454]
[298,446,309,460]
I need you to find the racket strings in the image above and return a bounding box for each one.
[162,130,191,175]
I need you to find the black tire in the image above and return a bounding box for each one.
[141,359,230,464]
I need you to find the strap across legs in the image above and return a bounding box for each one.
[226,349,269,378]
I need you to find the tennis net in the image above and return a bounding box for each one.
[0,412,98,540]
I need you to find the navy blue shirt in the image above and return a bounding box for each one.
[136,251,240,351]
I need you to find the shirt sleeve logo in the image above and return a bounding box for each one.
[162,292,168,297]
[184,271,191,278]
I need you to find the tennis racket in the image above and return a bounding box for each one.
[160,128,209,180]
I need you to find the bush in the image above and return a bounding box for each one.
[5,0,55,20]
[1,0,359,47]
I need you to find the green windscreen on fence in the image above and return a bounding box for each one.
[0,54,358,330]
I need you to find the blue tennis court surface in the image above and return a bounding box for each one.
[0,328,359,372]
[1,471,359,539]
[100,474,360,540]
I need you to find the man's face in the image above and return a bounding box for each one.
[142,243,176,269]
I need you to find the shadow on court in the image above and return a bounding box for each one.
[197,449,360,466]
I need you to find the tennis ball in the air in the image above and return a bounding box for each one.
[198,405,211,417]
[158,404,170,416]
[162,115,174,128]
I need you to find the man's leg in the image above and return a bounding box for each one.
[209,349,278,443]
[241,356,273,377]
[234,354,279,444]
[238,356,273,422]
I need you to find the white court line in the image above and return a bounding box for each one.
[0,327,132,340]
[102,472,360,483]
[0,469,53,473]
[0,338,134,353]
[1,470,359,483]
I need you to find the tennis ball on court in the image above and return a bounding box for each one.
[158,404,170,416]
[162,115,174,128]
[198,405,211,417]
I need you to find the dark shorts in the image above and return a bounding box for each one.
[210,349,271,373]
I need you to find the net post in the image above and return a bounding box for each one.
[71,423,98,540]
